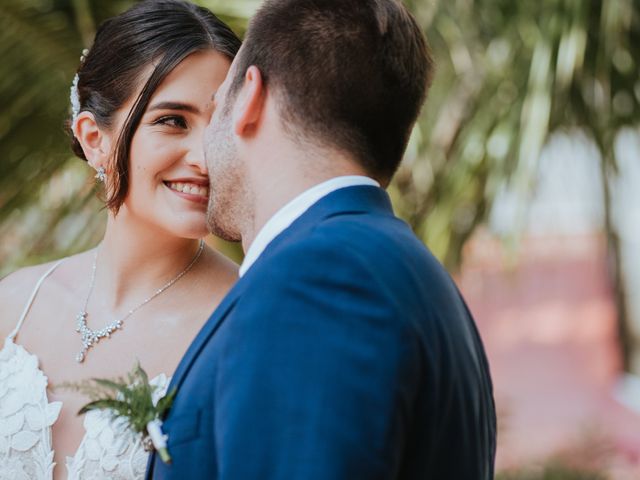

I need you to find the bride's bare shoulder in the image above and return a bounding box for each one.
[0,260,63,337]
[0,260,62,298]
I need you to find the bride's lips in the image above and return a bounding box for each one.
[164,178,210,205]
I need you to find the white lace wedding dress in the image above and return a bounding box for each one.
[0,261,171,479]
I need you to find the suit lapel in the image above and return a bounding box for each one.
[167,275,246,394]
[146,264,252,478]
[168,185,394,391]
[167,185,393,395]
[147,185,394,478]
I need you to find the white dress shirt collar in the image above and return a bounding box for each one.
[239,175,380,277]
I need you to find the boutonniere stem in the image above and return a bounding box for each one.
[147,419,172,464]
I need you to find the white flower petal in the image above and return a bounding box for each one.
[131,447,149,474]
[24,405,43,430]
[46,401,62,427]
[1,391,25,417]
[99,424,114,448]
[84,437,102,461]
[10,431,39,451]
[0,411,24,435]
[100,454,119,472]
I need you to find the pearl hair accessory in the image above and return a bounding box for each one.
[70,74,81,123]
[70,48,89,125]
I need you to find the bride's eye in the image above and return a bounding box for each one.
[153,115,188,129]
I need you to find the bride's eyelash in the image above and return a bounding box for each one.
[152,115,188,129]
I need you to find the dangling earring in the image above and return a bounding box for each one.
[95,167,106,183]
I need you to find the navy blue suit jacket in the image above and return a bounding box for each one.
[147,185,496,479]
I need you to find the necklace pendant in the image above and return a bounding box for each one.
[74,240,204,364]
[76,312,87,332]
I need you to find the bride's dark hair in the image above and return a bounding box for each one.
[69,0,241,212]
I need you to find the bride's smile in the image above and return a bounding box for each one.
[0,2,242,479]
[119,49,228,239]
[164,179,210,203]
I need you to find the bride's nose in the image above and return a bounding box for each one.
[184,139,208,174]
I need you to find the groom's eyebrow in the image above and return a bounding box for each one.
[148,101,200,113]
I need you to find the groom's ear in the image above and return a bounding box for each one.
[73,111,113,169]
[233,66,265,138]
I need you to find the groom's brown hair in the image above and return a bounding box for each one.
[228,0,434,183]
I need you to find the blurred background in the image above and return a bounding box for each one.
[1,0,639,478]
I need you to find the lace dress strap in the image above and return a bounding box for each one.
[8,259,64,341]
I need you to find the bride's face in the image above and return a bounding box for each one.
[114,50,230,238]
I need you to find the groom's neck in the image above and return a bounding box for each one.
[241,144,367,251]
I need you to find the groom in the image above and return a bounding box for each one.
[148,0,496,478]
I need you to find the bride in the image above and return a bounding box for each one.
[0,1,241,478]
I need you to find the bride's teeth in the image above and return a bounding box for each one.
[168,182,208,197]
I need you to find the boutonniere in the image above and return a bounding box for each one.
[61,362,176,464]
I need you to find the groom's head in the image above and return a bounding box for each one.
[205,0,433,240]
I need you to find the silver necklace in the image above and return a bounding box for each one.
[75,240,205,363]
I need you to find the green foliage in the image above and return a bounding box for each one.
[1,0,638,274]
[60,361,176,435]
[0,0,245,276]
[394,0,640,268]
